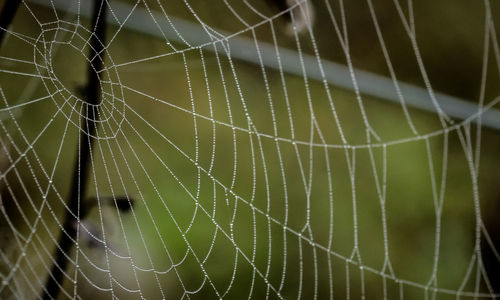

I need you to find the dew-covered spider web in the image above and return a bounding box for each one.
[0,0,499,299]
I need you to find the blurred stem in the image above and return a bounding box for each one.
[0,0,22,47]
[42,0,107,298]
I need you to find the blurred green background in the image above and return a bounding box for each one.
[0,0,499,299]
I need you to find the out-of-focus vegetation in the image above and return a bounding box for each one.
[0,0,499,299]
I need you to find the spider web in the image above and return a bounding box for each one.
[0,0,499,299]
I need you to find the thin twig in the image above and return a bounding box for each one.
[42,0,107,298]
